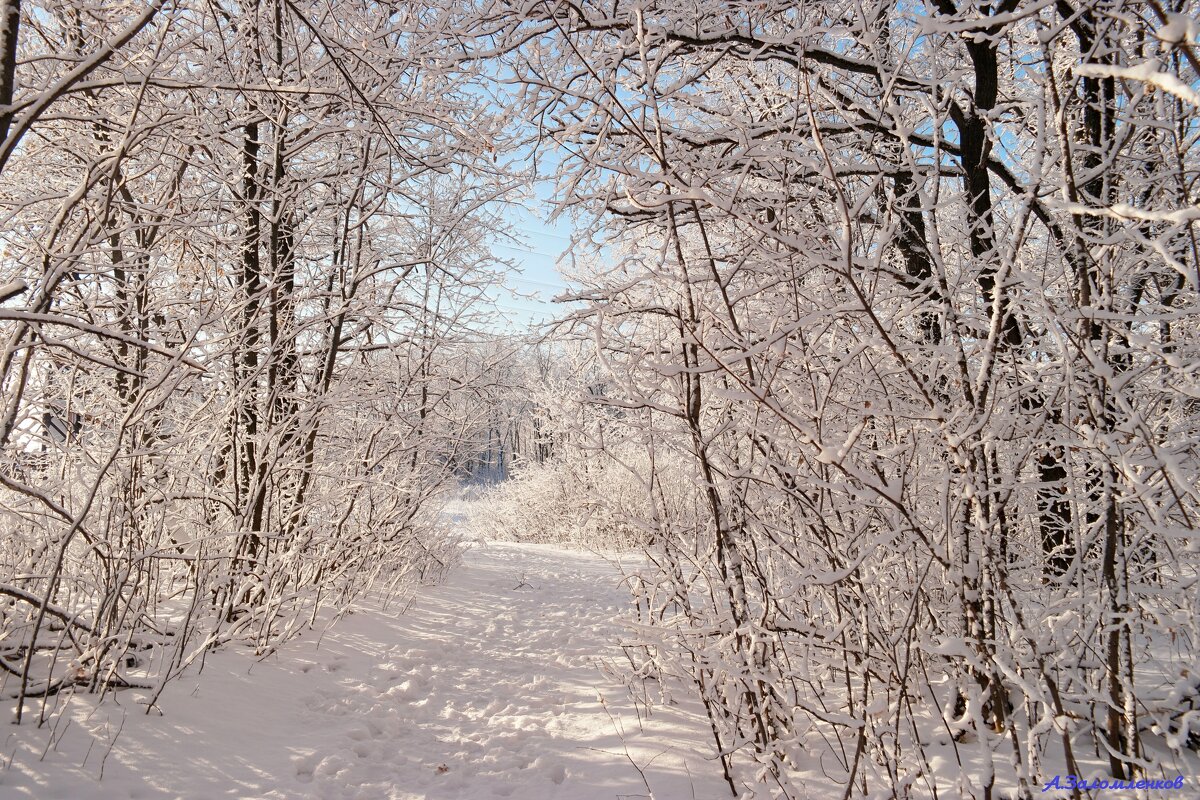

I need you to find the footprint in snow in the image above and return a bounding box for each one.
[347,720,385,741]
[293,753,318,784]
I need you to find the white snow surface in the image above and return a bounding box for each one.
[1,542,728,799]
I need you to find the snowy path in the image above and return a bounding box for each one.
[2,543,728,799]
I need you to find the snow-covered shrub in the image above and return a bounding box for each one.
[470,446,697,550]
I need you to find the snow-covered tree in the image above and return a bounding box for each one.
[0,0,517,719]
[455,0,1200,794]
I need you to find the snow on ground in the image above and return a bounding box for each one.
[0,542,729,799]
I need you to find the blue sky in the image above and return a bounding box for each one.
[487,175,578,331]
